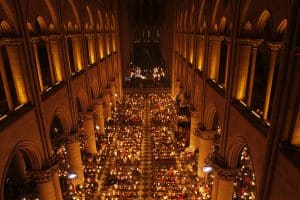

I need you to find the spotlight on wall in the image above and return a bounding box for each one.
[114,93,118,97]
[202,166,213,173]
[67,172,78,179]
[95,125,100,130]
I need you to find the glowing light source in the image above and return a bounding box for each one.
[67,172,78,179]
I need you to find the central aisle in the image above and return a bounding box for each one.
[98,93,212,200]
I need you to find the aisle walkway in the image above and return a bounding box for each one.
[139,97,154,199]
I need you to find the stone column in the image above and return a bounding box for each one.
[263,43,282,120]
[28,165,60,200]
[94,99,105,134]
[83,113,97,155]
[212,168,237,200]
[208,36,223,81]
[6,42,28,104]
[52,172,63,200]
[65,136,84,185]
[189,110,201,149]
[197,131,214,177]
[234,39,252,100]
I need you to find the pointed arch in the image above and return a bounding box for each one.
[189,4,195,32]
[6,140,44,171]
[42,0,59,31]
[227,136,254,169]
[86,5,94,28]
[105,12,110,30]
[67,0,81,29]
[90,78,99,98]
[204,104,217,130]
[36,16,48,33]
[276,18,287,34]
[241,20,253,37]
[211,0,221,29]
[197,0,206,32]
[53,107,72,134]
[239,0,251,27]
[97,10,104,31]
[77,90,89,112]
[0,20,12,35]
[0,0,18,32]
[67,20,74,32]
[257,9,271,33]
[219,16,227,34]
[183,9,188,32]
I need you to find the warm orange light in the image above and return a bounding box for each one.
[50,41,63,81]
[6,46,28,104]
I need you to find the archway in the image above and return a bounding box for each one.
[4,151,38,199]
[232,145,256,199]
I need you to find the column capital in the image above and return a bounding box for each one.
[0,38,22,46]
[250,39,264,47]
[236,38,252,46]
[209,35,224,41]
[65,134,81,145]
[198,130,216,140]
[27,164,58,183]
[190,110,201,118]
[267,42,283,51]
[217,168,238,180]
[83,112,94,120]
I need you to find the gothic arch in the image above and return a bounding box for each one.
[211,0,221,29]
[241,20,253,37]
[0,20,13,36]
[219,16,227,34]
[67,0,81,29]
[197,0,206,32]
[97,10,104,31]
[53,107,72,134]
[0,0,17,32]
[42,0,59,31]
[86,5,94,29]
[204,104,217,130]
[227,136,254,169]
[189,4,195,32]
[183,9,188,32]
[239,0,252,27]
[77,90,89,112]
[4,140,44,173]
[36,16,48,33]
[257,9,272,34]
[275,18,287,41]
[90,78,99,98]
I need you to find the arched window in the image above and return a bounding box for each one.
[67,38,76,73]
[37,40,52,90]
[233,146,256,200]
